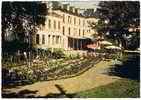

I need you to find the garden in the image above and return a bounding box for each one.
[2,48,109,87]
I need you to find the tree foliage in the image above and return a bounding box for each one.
[93,1,140,49]
[2,1,48,52]
[83,9,95,17]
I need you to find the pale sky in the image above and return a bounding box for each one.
[61,1,100,9]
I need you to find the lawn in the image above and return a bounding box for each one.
[74,52,140,98]
[75,79,140,98]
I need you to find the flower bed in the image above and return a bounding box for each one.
[2,54,103,86]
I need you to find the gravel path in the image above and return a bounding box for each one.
[3,59,122,97]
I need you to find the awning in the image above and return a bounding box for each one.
[68,36,89,40]
[105,45,121,50]
[100,41,112,45]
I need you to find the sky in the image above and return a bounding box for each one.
[61,1,100,9]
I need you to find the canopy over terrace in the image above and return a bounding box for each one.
[68,36,92,50]
[105,45,121,50]
[99,41,112,45]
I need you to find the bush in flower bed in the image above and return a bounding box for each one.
[52,48,65,59]
[31,48,65,60]
[54,57,102,79]
[64,53,82,61]
[94,48,107,53]
[44,48,65,59]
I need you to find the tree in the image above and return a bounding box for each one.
[90,19,108,37]
[2,1,48,53]
[93,1,140,49]
[83,9,95,17]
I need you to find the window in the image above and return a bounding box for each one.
[68,27,71,35]
[52,35,55,45]
[87,21,90,24]
[74,18,76,25]
[74,28,75,35]
[56,36,59,44]
[79,19,81,25]
[63,14,65,23]
[83,20,85,26]
[58,21,60,30]
[68,16,70,23]
[48,19,51,29]
[60,37,61,44]
[62,26,65,35]
[36,34,39,44]
[42,35,45,44]
[48,35,50,45]
[79,29,81,36]
[83,30,85,36]
[54,20,56,29]
[68,16,71,23]
[70,17,72,23]
[62,39,64,47]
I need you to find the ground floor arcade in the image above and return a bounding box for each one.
[34,34,92,50]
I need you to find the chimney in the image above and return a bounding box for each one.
[60,4,64,9]
[67,5,70,11]
[47,2,53,13]
[70,6,75,13]
[63,4,70,11]
[77,8,81,14]
[75,8,78,14]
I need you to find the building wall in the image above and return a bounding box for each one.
[34,3,98,50]
[35,14,64,49]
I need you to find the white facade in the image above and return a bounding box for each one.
[34,2,98,50]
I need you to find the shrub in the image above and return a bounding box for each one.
[51,48,65,59]
[95,49,106,53]
[64,53,79,60]
[31,48,65,59]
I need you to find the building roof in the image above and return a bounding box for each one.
[54,9,86,18]
[48,12,62,18]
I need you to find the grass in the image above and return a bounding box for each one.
[74,53,140,98]
[75,79,140,98]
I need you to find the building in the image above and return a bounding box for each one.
[33,2,98,51]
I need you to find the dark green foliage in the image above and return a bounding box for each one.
[93,1,140,49]
[2,2,48,53]
[94,49,106,53]
[52,48,65,59]
[83,9,95,17]
[108,53,140,81]
[90,20,109,37]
